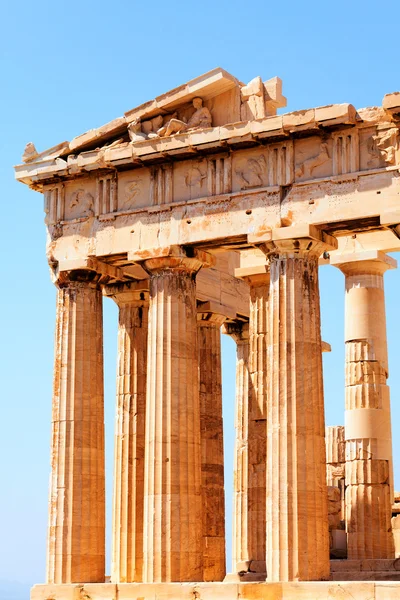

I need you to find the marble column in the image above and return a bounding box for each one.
[333,251,395,559]
[141,249,212,583]
[110,284,148,583]
[222,322,250,573]
[262,230,334,582]
[325,426,345,518]
[197,308,226,582]
[47,273,105,584]
[246,273,269,575]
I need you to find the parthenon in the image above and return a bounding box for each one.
[15,68,400,599]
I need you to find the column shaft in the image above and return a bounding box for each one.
[142,255,206,582]
[47,280,105,584]
[337,254,395,559]
[198,313,226,581]
[247,276,269,572]
[265,239,330,581]
[111,291,148,582]
[229,324,250,571]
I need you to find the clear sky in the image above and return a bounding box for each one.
[1,1,399,598]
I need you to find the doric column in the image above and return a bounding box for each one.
[197,305,226,582]
[332,250,396,559]
[262,227,335,582]
[107,283,148,583]
[246,272,269,574]
[47,272,105,584]
[140,248,213,583]
[325,426,345,518]
[222,321,250,573]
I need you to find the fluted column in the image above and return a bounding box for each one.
[141,249,213,583]
[246,273,269,574]
[47,273,105,584]
[325,426,345,519]
[262,230,335,582]
[333,251,395,559]
[109,284,148,583]
[222,322,250,572]
[197,308,226,581]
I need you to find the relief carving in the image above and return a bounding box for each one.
[128,98,212,143]
[371,128,399,166]
[156,97,212,138]
[121,178,141,208]
[185,166,207,188]
[295,142,330,179]
[236,155,267,189]
[127,119,147,143]
[69,189,94,217]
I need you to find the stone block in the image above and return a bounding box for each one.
[118,583,195,599]
[80,584,116,599]
[361,559,398,571]
[31,585,81,600]
[315,103,357,126]
[197,582,239,599]
[376,583,400,599]
[280,582,374,599]
[282,108,315,130]
[345,459,389,485]
[238,582,282,599]
[382,92,400,112]
[330,559,361,571]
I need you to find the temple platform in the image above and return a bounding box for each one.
[31,580,400,600]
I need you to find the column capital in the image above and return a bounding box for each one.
[331,250,397,276]
[222,321,249,344]
[129,245,215,275]
[103,280,149,306]
[51,257,131,289]
[197,301,227,328]
[248,224,337,259]
[235,265,270,288]
[54,269,101,289]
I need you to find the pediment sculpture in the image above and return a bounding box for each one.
[128,97,212,143]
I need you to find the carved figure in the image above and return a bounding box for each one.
[69,189,94,217]
[236,155,267,189]
[295,142,330,178]
[373,128,398,165]
[127,119,147,143]
[123,179,141,206]
[22,142,39,163]
[156,98,212,138]
[147,115,164,139]
[185,167,206,188]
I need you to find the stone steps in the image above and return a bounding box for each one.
[330,558,400,581]
[331,571,400,581]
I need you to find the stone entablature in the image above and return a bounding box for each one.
[15,69,400,268]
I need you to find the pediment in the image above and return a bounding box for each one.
[18,67,287,165]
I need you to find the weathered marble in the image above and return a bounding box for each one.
[140,249,213,582]
[261,227,336,582]
[333,251,396,560]
[47,275,105,584]
[15,70,400,596]
[197,309,226,581]
[108,284,148,583]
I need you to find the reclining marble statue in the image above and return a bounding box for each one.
[14,67,400,600]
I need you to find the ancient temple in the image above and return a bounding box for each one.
[15,68,400,599]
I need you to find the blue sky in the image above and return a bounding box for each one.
[1,1,399,597]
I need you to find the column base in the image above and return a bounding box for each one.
[224,560,267,582]
[31,579,400,600]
